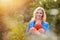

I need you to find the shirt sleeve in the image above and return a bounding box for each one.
[26,21,34,35]
[45,22,50,35]
[46,23,50,32]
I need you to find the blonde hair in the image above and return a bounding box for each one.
[31,7,46,22]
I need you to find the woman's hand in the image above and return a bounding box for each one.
[29,27,37,34]
[38,28,45,34]
[29,27,41,35]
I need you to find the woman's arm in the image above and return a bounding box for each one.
[45,22,50,35]
[26,21,41,35]
[26,21,34,35]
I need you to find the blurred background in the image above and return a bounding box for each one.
[0,0,60,40]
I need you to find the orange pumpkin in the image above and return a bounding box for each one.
[34,23,42,30]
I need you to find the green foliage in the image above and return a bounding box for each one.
[7,22,27,40]
[0,0,60,40]
[24,0,60,36]
[5,0,60,40]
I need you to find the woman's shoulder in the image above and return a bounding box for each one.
[28,20,35,24]
[43,21,49,25]
[28,21,35,27]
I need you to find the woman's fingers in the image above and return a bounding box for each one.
[29,27,37,34]
[38,28,45,34]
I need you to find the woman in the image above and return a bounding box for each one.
[26,7,50,40]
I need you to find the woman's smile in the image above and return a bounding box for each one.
[35,10,43,19]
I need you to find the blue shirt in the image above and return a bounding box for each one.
[26,20,50,35]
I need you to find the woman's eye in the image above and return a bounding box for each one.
[36,12,42,14]
[40,13,42,14]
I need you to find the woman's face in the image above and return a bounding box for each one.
[35,9,43,20]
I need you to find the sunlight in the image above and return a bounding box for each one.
[0,0,12,4]
[54,0,57,2]
[39,1,42,5]
[0,0,28,9]
[0,0,28,12]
